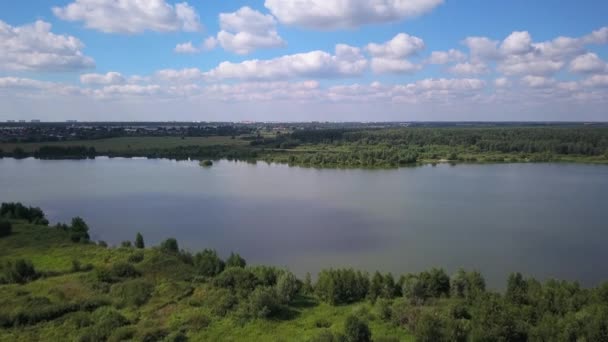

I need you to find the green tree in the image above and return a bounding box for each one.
[70,217,90,243]
[415,311,447,342]
[302,272,314,294]
[506,272,528,305]
[276,271,300,304]
[160,238,179,254]
[343,315,371,342]
[194,249,225,277]
[135,232,145,249]
[226,252,246,268]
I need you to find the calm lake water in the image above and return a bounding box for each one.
[1,157,607,288]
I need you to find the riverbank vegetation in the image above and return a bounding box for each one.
[1,203,608,341]
[1,125,608,168]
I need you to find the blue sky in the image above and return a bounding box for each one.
[0,0,607,121]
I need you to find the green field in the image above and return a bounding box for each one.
[0,222,412,341]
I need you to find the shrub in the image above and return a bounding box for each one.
[121,240,132,248]
[276,271,300,304]
[213,267,259,297]
[193,249,224,277]
[110,262,140,278]
[110,279,154,307]
[70,217,90,243]
[343,315,371,342]
[128,251,145,263]
[202,287,238,317]
[414,311,447,342]
[0,220,11,237]
[309,330,342,342]
[226,252,246,268]
[160,238,179,253]
[314,318,332,328]
[187,312,211,330]
[315,269,370,305]
[0,202,48,224]
[79,308,129,342]
[135,232,145,249]
[242,287,282,319]
[0,259,38,284]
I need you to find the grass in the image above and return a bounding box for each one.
[0,223,413,341]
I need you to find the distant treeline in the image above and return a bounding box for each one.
[2,126,608,167]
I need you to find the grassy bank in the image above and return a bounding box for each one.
[2,203,608,341]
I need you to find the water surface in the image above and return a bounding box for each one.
[1,157,607,288]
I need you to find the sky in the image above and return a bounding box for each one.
[0,0,607,122]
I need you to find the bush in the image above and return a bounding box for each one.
[0,202,48,225]
[226,252,246,268]
[343,315,371,342]
[0,220,11,237]
[110,279,154,307]
[213,267,259,297]
[242,287,282,319]
[70,217,90,243]
[315,269,370,305]
[79,308,129,342]
[309,330,343,342]
[120,240,132,248]
[201,287,238,317]
[128,251,145,263]
[0,259,38,284]
[314,318,332,328]
[193,249,224,277]
[276,271,300,304]
[160,238,179,253]
[135,232,145,249]
[110,262,140,278]
[414,311,447,342]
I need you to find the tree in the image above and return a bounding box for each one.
[0,220,11,237]
[276,271,300,304]
[135,233,145,249]
[70,217,90,243]
[160,238,179,254]
[226,252,246,268]
[369,271,384,302]
[415,311,447,342]
[302,272,314,294]
[343,315,371,342]
[506,272,528,305]
[194,249,225,277]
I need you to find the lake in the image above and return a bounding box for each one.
[1,157,607,288]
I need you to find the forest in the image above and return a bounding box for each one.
[1,125,608,167]
[1,202,608,341]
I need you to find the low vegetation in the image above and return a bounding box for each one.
[1,202,608,341]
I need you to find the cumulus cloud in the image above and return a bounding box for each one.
[521,75,556,88]
[449,62,488,75]
[0,20,94,72]
[205,44,368,81]
[264,0,443,29]
[569,53,607,74]
[155,68,204,83]
[216,7,285,55]
[80,72,126,85]
[494,77,511,88]
[174,37,218,54]
[366,33,424,74]
[427,49,466,64]
[53,0,201,34]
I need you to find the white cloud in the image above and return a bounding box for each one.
[366,33,424,59]
[494,78,510,88]
[53,0,201,34]
[0,20,94,72]
[582,74,608,88]
[205,44,368,81]
[155,68,204,82]
[463,37,500,61]
[449,62,488,75]
[203,37,218,51]
[583,26,608,45]
[500,31,533,55]
[569,53,607,74]
[174,37,218,54]
[80,72,126,85]
[427,49,466,64]
[521,75,556,88]
[205,81,320,102]
[370,58,421,74]
[264,0,443,29]
[366,33,424,74]
[217,7,285,55]
[174,42,200,54]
